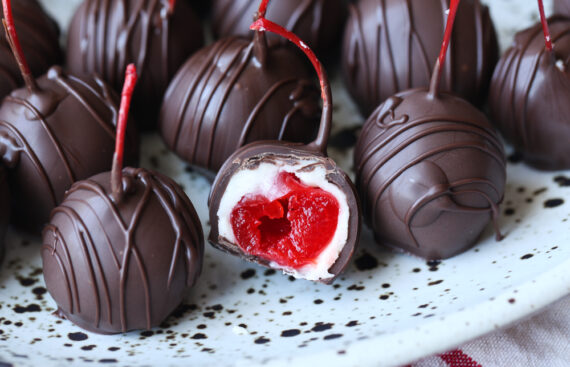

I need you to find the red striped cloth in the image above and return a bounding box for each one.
[409,296,570,367]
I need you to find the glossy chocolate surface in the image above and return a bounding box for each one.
[211,0,345,56]
[159,36,321,174]
[0,67,139,233]
[208,141,361,284]
[342,0,498,116]
[555,0,570,16]
[66,0,204,130]
[42,167,204,334]
[0,0,62,101]
[0,167,9,263]
[354,89,506,259]
[489,16,570,170]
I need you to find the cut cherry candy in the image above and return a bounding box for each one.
[231,172,339,268]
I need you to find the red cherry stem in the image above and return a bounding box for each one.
[251,17,332,154]
[257,0,269,19]
[111,64,138,201]
[168,0,176,15]
[537,0,553,52]
[2,0,38,93]
[253,0,270,64]
[429,0,461,98]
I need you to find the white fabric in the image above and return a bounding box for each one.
[413,296,570,366]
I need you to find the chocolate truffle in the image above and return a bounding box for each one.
[0,67,139,232]
[42,167,204,334]
[66,0,205,130]
[354,91,506,259]
[489,16,570,170]
[211,0,345,57]
[0,166,9,262]
[342,0,499,116]
[0,0,62,100]
[159,36,321,175]
[208,9,361,284]
[554,0,570,16]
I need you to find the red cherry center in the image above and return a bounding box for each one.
[230,172,339,269]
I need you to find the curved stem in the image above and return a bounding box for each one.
[2,0,38,93]
[251,17,332,154]
[111,64,138,202]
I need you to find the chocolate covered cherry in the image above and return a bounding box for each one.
[209,1,360,283]
[354,0,506,259]
[0,0,139,232]
[489,5,570,170]
[42,66,204,334]
[555,0,570,17]
[67,0,205,130]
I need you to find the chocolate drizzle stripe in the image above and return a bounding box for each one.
[65,198,121,269]
[407,2,432,89]
[238,78,302,146]
[474,0,484,91]
[204,44,255,168]
[170,39,233,150]
[55,206,107,327]
[4,96,76,182]
[369,140,503,226]
[53,74,118,139]
[54,169,201,332]
[357,116,504,178]
[41,234,75,312]
[78,0,170,88]
[0,119,58,206]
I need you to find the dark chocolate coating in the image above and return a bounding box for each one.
[208,141,361,284]
[0,0,62,101]
[211,0,346,57]
[342,0,499,116]
[42,167,204,334]
[555,0,570,16]
[354,89,506,259]
[0,167,9,263]
[489,16,570,170]
[66,0,204,130]
[0,66,139,233]
[159,37,321,174]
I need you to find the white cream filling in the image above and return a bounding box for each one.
[217,158,349,281]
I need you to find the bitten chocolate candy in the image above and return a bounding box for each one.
[342,0,498,116]
[0,67,139,232]
[42,168,204,334]
[159,36,321,175]
[211,0,345,57]
[354,89,506,259]
[0,0,62,100]
[489,16,570,170]
[208,142,360,284]
[66,0,204,130]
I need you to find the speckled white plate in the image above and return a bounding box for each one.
[0,1,568,366]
